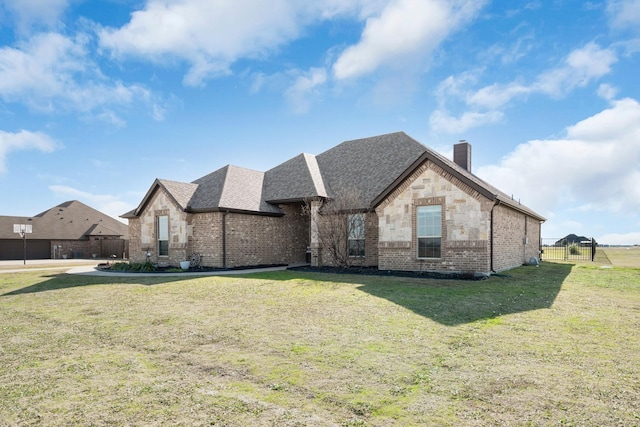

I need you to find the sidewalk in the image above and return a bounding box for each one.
[0,258,293,276]
[66,264,291,277]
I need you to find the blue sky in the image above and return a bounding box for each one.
[1,0,639,245]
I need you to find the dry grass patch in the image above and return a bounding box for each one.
[601,246,640,268]
[0,263,639,426]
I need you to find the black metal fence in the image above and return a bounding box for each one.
[541,237,596,261]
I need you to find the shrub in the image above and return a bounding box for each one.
[109,261,155,272]
[569,244,581,255]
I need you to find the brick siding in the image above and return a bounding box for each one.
[491,204,541,272]
[129,195,309,268]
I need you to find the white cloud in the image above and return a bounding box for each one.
[99,0,306,86]
[607,0,640,30]
[597,83,618,100]
[0,0,70,32]
[429,109,503,133]
[0,32,161,122]
[430,43,618,133]
[333,0,487,80]
[534,43,617,96]
[98,0,487,87]
[0,129,57,173]
[49,185,133,223]
[597,232,640,246]
[466,82,531,109]
[476,97,640,218]
[97,1,400,87]
[285,67,328,114]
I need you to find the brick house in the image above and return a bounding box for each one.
[0,200,129,260]
[123,132,545,275]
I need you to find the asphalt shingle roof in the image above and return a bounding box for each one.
[0,200,128,240]
[190,165,281,214]
[316,132,427,207]
[125,131,545,221]
[263,153,328,202]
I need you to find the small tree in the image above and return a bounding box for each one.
[303,188,365,268]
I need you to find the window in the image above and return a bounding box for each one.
[347,213,365,257]
[157,215,169,256]
[417,205,441,258]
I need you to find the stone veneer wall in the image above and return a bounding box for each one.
[128,189,192,265]
[376,160,493,275]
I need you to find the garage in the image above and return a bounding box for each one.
[0,239,51,260]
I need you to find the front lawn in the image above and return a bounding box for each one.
[0,261,638,426]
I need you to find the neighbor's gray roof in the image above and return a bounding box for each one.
[0,200,129,240]
[124,131,545,221]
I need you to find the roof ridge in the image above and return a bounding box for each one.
[302,153,327,198]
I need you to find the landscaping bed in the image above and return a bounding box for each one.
[288,265,488,280]
[97,261,286,273]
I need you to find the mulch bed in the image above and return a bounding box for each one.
[96,263,287,273]
[287,265,485,280]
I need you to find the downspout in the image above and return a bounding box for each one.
[222,210,228,269]
[523,215,527,265]
[490,199,500,273]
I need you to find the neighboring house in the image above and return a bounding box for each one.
[0,200,129,260]
[554,234,590,246]
[123,132,545,275]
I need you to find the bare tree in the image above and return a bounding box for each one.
[303,188,366,268]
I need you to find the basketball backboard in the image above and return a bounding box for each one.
[13,224,32,234]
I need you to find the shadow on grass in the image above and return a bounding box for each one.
[2,263,573,326]
[357,262,572,326]
[1,272,191,296]
[247,262,573,326]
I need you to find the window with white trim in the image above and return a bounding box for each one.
[417,205,441,258]
[347,213,365,257]
[157,215,169,256]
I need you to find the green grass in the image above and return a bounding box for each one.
[1,262,639,426]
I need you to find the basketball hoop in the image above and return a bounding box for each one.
[13,224,32,236]
[13,224,32,265]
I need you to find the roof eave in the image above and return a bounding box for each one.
[128,179,190,217]
[495,196,546,222]
[186,207,284,217]
[371,152,495,209]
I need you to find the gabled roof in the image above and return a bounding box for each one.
[0,200,128,240]
[125,178,199,218]
[263,153,328,203]
[372,144,546,220]
[190,165,281,214]
[127,166,282,217]
[316,132,427,206]
[124,131,545,221]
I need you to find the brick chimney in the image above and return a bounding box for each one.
[453,140,471,172]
